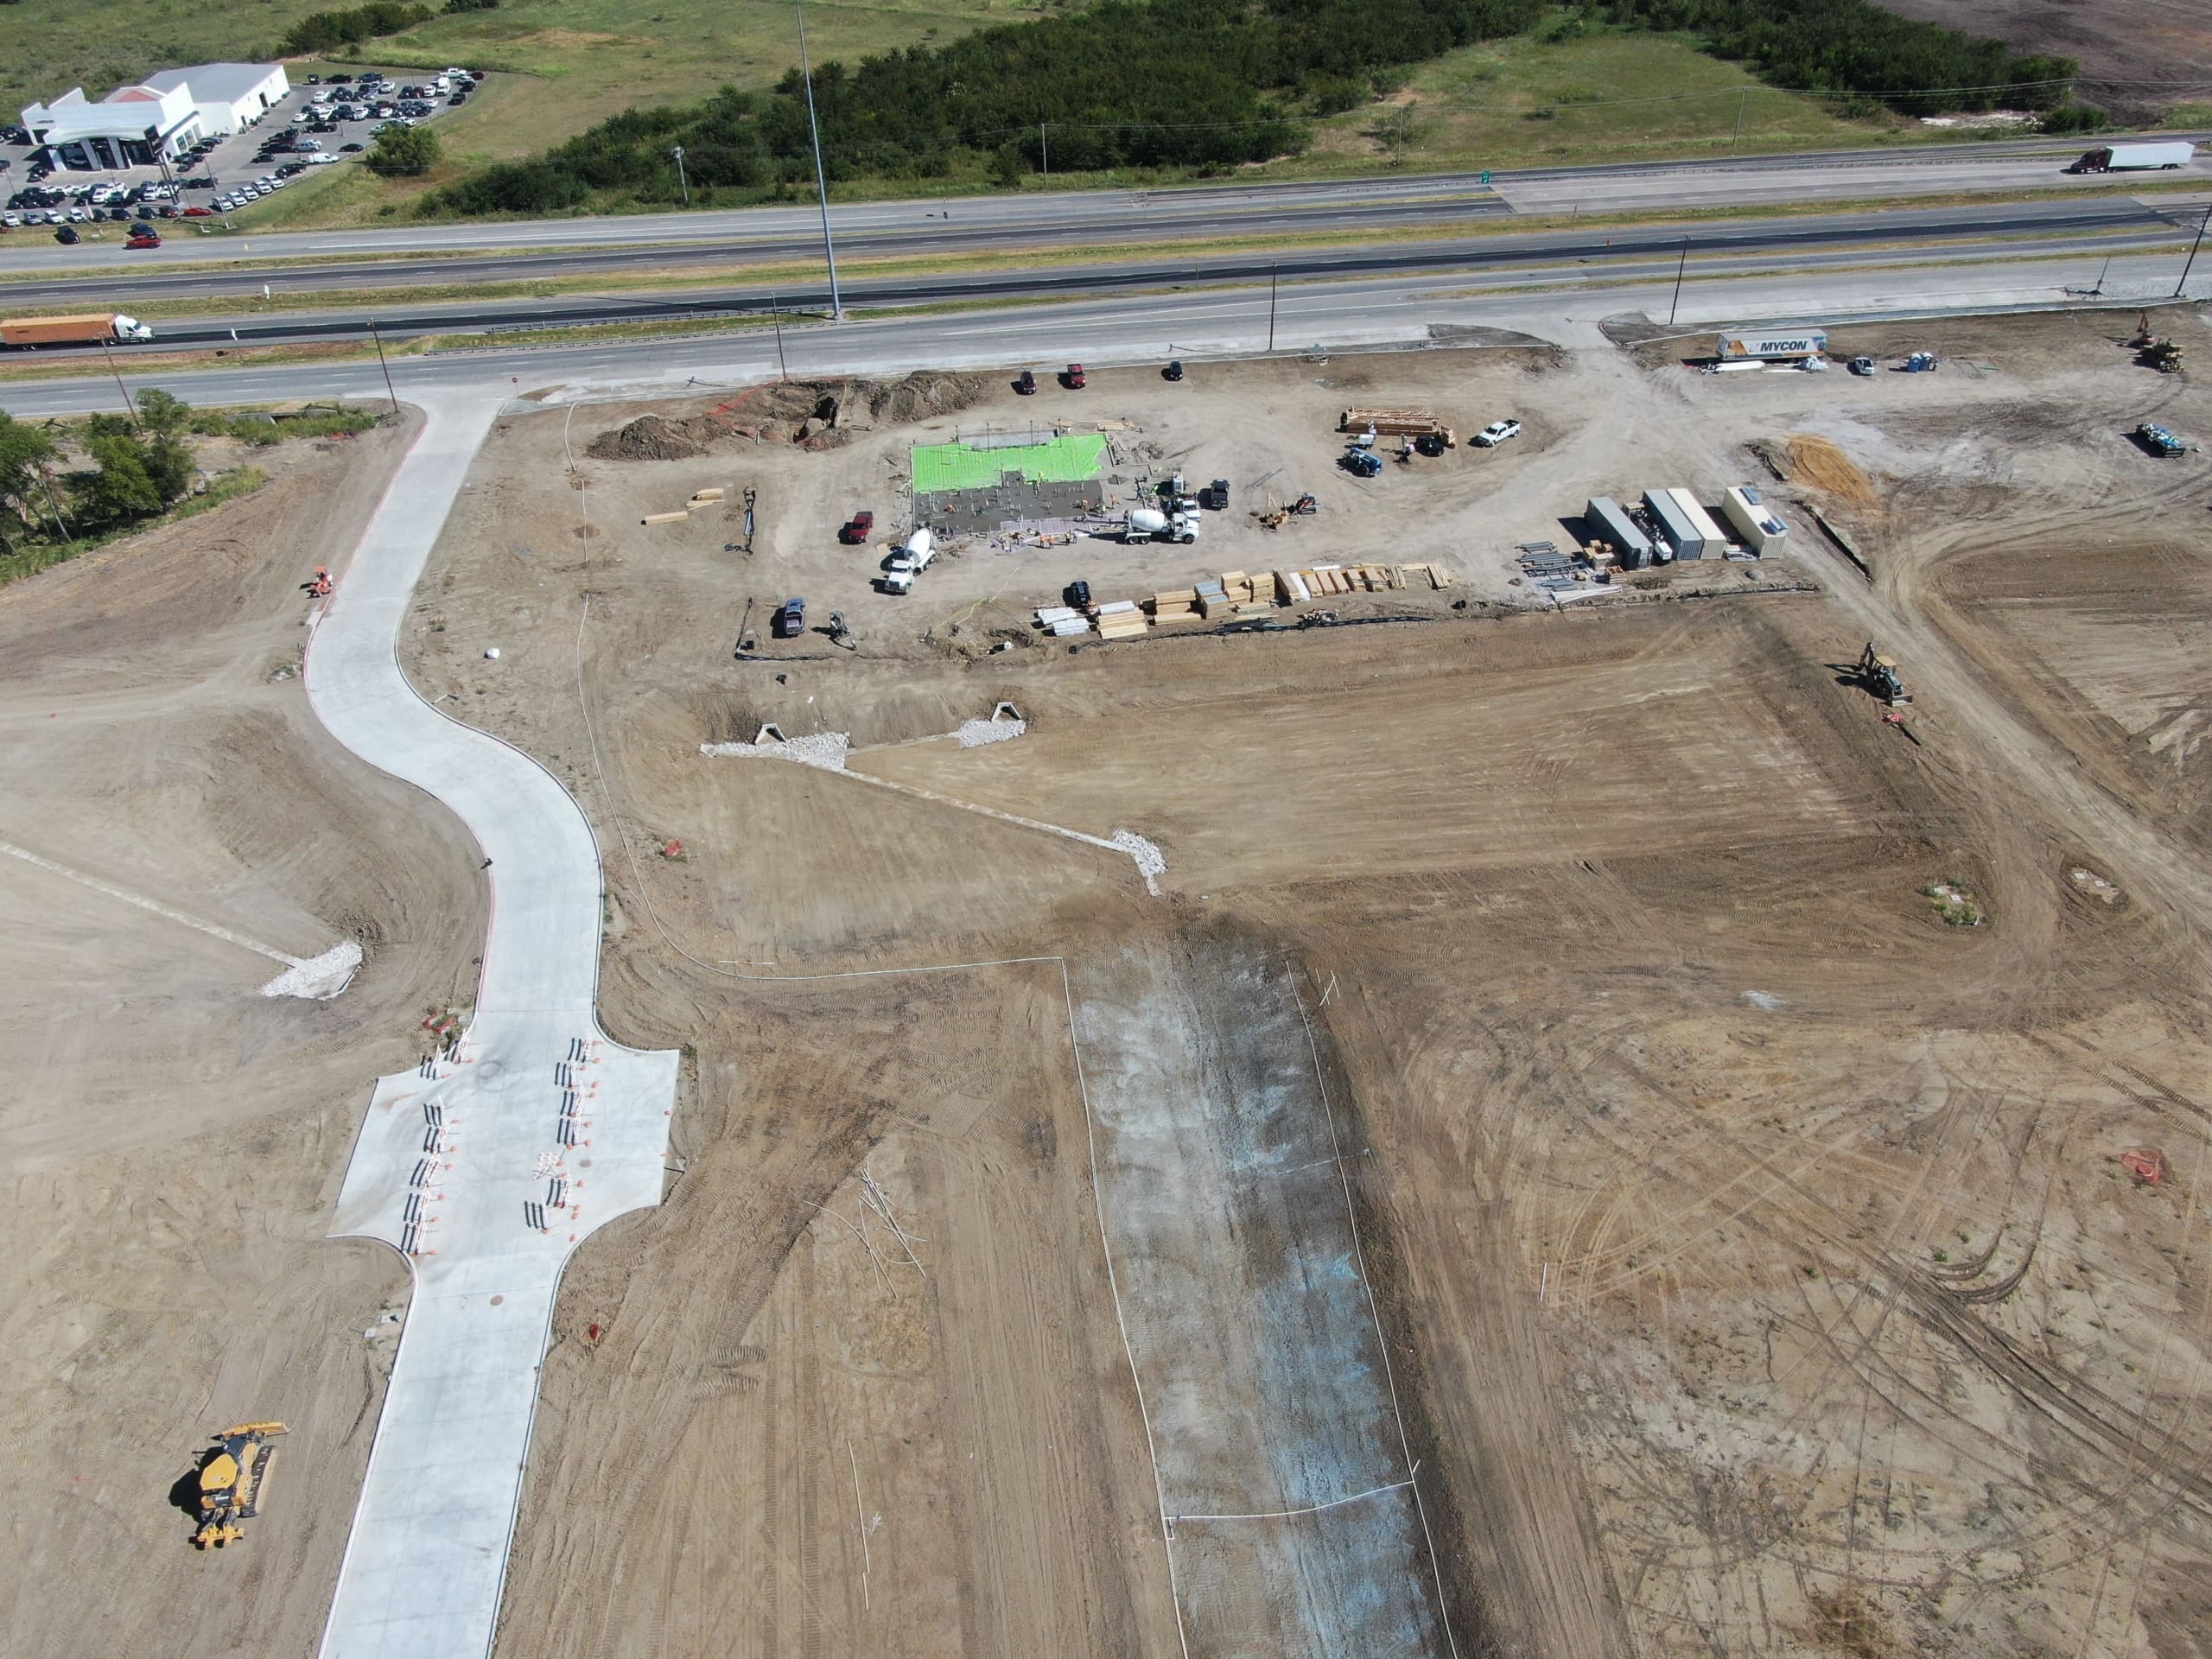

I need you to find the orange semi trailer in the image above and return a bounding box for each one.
[0,312,156,347]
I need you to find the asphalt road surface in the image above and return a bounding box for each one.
[2,130,2204,284]
[2,248,2199,420]
[4,197,2199,353]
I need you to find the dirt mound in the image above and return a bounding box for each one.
[588,372,988,463]
[587,415,714,462]
[1782,434,1880,505]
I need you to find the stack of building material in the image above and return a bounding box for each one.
[1395,563,1451,589]
[640,510,690,525]
[1034,605,1093,637]
[689,487,726,505]
[1195,578,1236,618]
[1338,407,1455,446]
[1095,599,1147,640]
[1148,588,1200,622]
[1276,569,1313,603]
[1230,600,1274,619]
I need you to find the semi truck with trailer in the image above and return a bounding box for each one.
[1,312,156,347]
[2067,142,2194,173]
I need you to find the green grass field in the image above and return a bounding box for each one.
[1292,27,1915,179]
[0,0,1018,154]
[4,5,1993,232]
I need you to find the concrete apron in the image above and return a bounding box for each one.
[303,394,677,1658]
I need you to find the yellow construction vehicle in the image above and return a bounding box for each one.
[192,1422,287,1548]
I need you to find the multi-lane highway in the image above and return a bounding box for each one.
[3,245,2200,422]
[4,196,2202,353]
[1,130,2203,287]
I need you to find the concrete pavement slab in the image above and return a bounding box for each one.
[303,394,677,1659]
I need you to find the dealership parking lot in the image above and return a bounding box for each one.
[3,66,480,238]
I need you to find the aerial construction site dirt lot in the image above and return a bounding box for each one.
[8,301,2212,1658]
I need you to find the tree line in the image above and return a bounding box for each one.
[424,0,1546,216]
[1600,0,2076,111]
[280,0,495,56]
[420,0,2082,219]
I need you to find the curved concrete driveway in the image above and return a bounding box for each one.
[305,394,677,1658]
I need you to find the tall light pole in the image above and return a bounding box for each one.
[96,340,139,429]
[795,0,844,320]
[769,291,790,382]
[368,320,399,414]
[671,143,690,208]
[2177,201,2211,300]
[1669,234,1690,327]
[1268,260,1278,354]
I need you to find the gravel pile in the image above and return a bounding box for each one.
[700,732,851,770]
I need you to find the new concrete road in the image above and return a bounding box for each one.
[7,196,2205,353]
[2,130,2205,285]
[304,393,677,1657]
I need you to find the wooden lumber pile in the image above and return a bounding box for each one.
[1395,562,1452,588]
[1095,600,1147,640]
[1195,577,1235,619]
[640,510,690,525]
[1148,588,1200,622]
[1338,406,1455,445]
[1275,569,1312,603]
[1033,605,1092,638]
[689,487,726,504]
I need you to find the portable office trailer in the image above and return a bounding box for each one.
[1643,488,1704,560]
[1584,496,1651,570]
[1721,485,1788,551]
[1668,489,1729,560]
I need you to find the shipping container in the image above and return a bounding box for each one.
[1668,489,1729,560]
[1584,496,1651,569]
[1715,328,1829,361]
[1643,488,1704,560]
[1721,485,1789,551]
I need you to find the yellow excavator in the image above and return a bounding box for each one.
[192,1422,287,1548]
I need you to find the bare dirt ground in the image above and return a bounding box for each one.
[0,419,488,1654]
[16,292,2212,1659]
[401,308,2212,1659]
[1875,0,2212,121]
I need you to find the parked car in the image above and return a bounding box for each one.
[840,510,874,544]
[1473,418,1522,447]
[54,225,79,244]
[448,94,467,107]
[182,205,213,216]
[772,597,807,639]
[1163,359,1184,381]
[308,154,339,165]
[1064,578,1092,611]
[340,143,365,153]
[1062,362,1087,389]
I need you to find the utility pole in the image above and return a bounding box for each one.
[369,320,400,414]
[1268,260,1278,354]
[96,340,138,429]
[671,143,690,208]
[795,0,844,319]
[769,291,790,382]
[2177,201,2211,299]
[1039,122,1048,179]
[1669,234,1690,327]
[1732,88,1746,148]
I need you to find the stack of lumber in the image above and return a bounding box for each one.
[1230,600,1274,619]
[1338,407,1454,445]
[1034,605,1092,638]
[1293,562,1400,595]
[1396,562,1452,589]
[1148,588,1200,622]
[689,487,726,505]
[1276,569,1313,603]
[1195,578,1235,619]
[641,486,729,524]
[1095,599,1147,640]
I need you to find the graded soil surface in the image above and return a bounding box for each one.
[0,418,487,1655]
[15,296,2212,1659]
[391,306,2212,1658]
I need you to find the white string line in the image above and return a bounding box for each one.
[0,836,296,963]
[571,597,1195,1659]
[1172,1471,1417,1525]
[1290,970,1464,1659]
